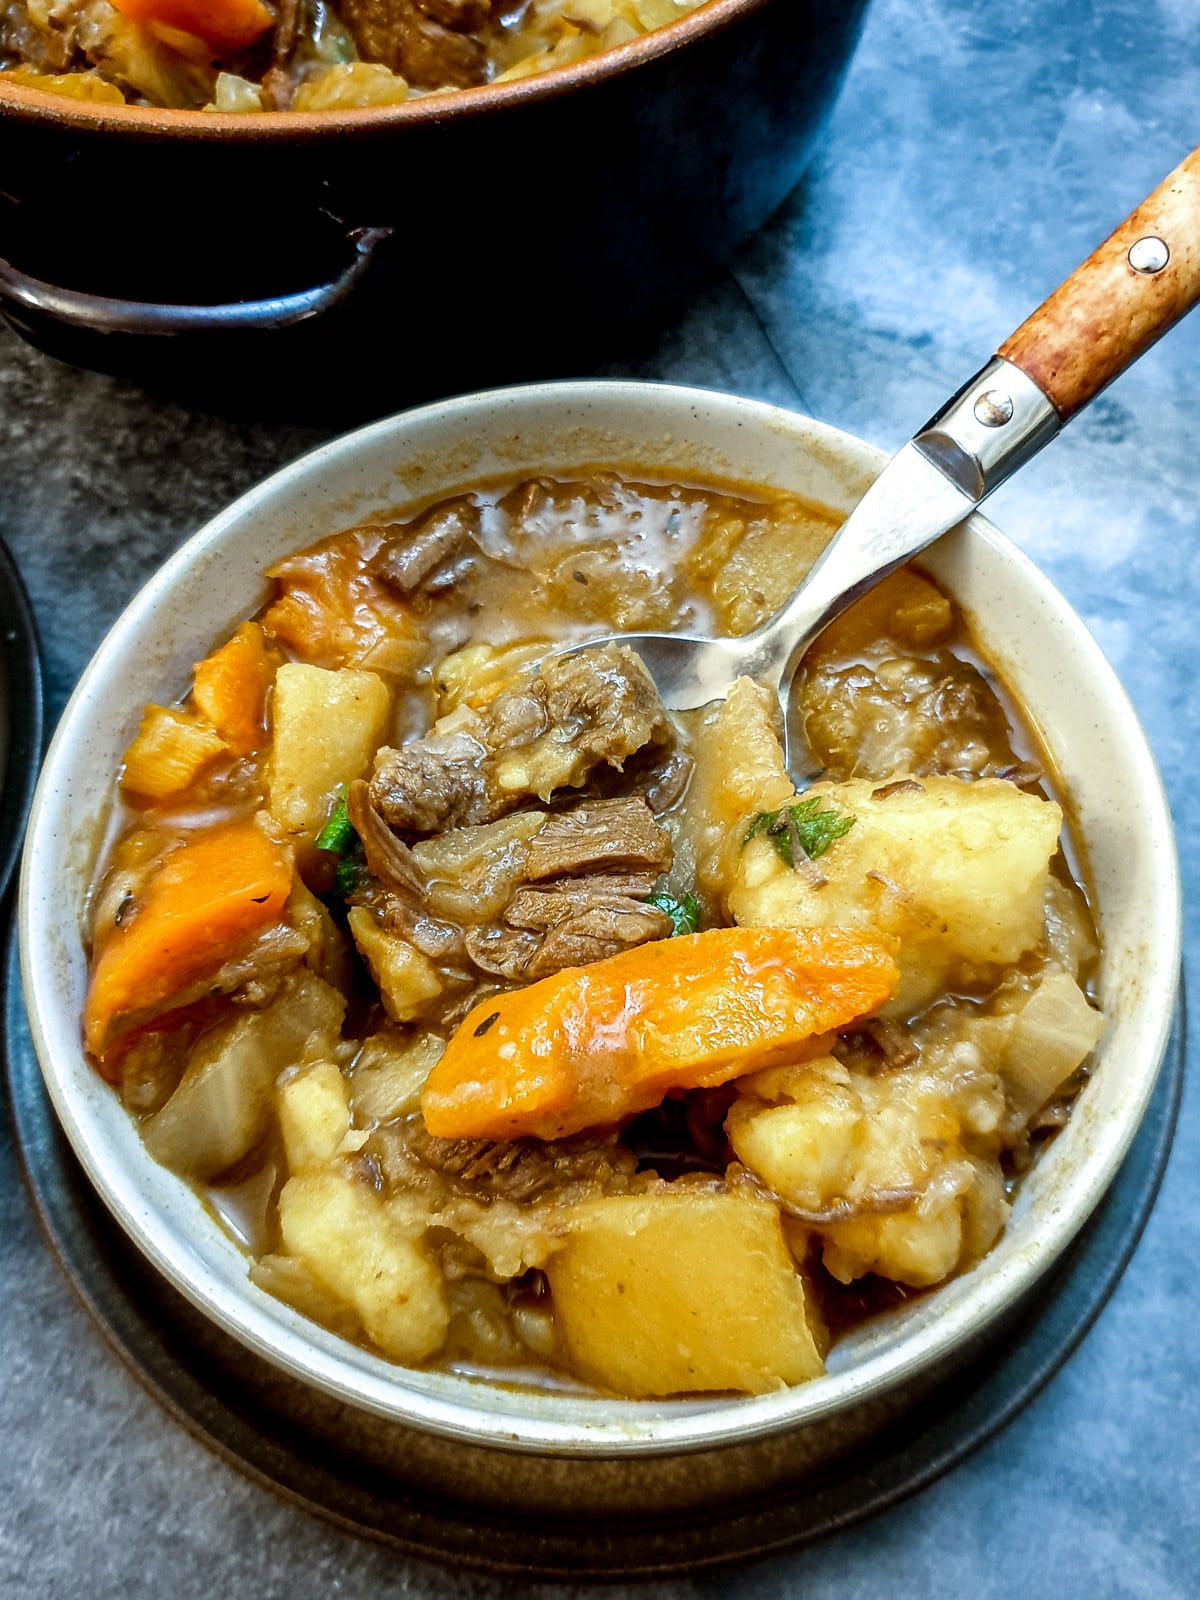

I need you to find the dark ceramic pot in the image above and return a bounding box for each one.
[0,0,869,408]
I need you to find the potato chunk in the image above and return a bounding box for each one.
[729,775,1062,1014]
[347,906,443,1022]
[727,1050,1010,1289]
[545,1191,823,1396]
[278,1167,449,1364]
[278,1060,367,1173]
[677,676,795,907]
[267,663,391,844]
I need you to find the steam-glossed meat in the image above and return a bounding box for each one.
[339,0,488,85]
[370,645,674,835]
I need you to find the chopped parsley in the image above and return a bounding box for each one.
[744,796,855,867]
[315,792,357,856]
[333,851,368,898]
[315,792,367,897]
[646,891,701,936]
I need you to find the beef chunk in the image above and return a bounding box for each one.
[415,0,491,30]
[537,645,670,773]
[464,892,671,981]
[504,871,664,925]
[525,899,671,977]
[339,0,488,86]
[369,499,482,598]
[371,731,491,835]
[524,797,672,881]
[370,645,673,836]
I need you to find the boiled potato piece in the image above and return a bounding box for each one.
[278,1060,367,1173]
[729,1049,1011,1286]
[278,1167,449,1364]
[678,676,794,907]
[347,907,443,1022]
[822,1204,965,1288]
[729,775,1062,1015]
[728,1051,1010,1289]
[267,663,391,843]
[142,972,344,1179]
[545,1190,823,1396]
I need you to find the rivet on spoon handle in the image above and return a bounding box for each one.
[997,145,1200,419]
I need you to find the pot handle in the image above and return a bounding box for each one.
[0,224,391,336]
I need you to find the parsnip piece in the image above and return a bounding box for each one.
[347,906,443,1022]
[545,1191,823,1396]
[729,775,1062,1015]
[677,676,794,908]
[142,972,344,1179]
[278,1168,448,1364]
[267,663,391,844]
[350,1029,445,1123]
[121,704,226,800]
[975,967,1105,1117]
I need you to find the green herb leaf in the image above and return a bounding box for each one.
[334,848,368,898]
[645,891,701,936]
[743,795,855,867]
[315,792,357,857]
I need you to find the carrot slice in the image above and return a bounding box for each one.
[84,820,292,1068]
[193,621,274,756]
[110,0,272,54]
[421,926,899,1142]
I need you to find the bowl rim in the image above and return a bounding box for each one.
[0,0,775,139]
[18,378,1183,1457]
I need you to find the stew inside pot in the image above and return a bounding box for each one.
[0,0,710,110]
[82,470,1103,1398]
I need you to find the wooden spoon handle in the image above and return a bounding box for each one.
[998,145,1200,419]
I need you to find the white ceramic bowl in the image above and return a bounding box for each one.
[18,381,1182,1479]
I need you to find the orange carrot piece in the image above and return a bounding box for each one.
[84,820,292,1067]
[193,621,274,756]
[110,0,272,54]
[421,927,899,1142]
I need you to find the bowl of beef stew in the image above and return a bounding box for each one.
[18,381,1180,1489]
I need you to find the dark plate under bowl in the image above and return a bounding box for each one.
[0,536,42,905]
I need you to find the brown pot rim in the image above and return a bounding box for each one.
[0,0,773,140]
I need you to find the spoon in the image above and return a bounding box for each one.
[580,144,1200,769]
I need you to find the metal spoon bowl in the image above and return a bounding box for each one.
[571,143,1200,768]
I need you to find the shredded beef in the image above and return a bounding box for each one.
[339,0,489,85]
[370,645,673,835]
[524,796,672,880]
[401,1124,639,1203]
[346,780,426,896]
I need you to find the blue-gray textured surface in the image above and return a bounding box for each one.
[2,0,1198,1593]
